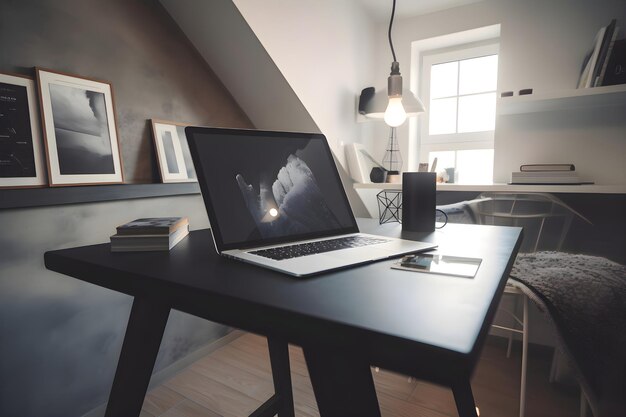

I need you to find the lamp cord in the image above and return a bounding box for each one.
[388,0,397,62]
[435,209,449,229]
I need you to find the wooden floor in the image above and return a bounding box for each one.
[140,332,578,417]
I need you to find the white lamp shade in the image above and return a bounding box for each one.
[361,89,425,120]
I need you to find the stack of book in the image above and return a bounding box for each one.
[578,19,625,88]
[110,217,189,252]
[510,164,583,185]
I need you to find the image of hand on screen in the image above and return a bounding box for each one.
[236,154,341,238]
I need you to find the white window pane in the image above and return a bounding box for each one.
[428,151,456,182]
[456,149,494,184]
[429,98,457,135]
[430,61,458,98]
[459,55,498,95]
[458,93,496,133]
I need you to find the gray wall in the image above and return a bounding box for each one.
[0,0,253,415]
[0,197,220,416]
[0,0,252,182]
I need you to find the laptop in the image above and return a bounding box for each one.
[185,127,436,277]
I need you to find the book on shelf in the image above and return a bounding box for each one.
[511,170,582,185]
[116,217,188,235]
[520,164,575,172]
[602,39,626,86]
[596,21,620,86]
[592,19,617,87]
[578,26,607,88]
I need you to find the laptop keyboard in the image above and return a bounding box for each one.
[250,236,390,260]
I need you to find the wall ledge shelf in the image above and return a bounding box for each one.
[497,84,626,115]
[353,182,626,194]
[1,182,201,210]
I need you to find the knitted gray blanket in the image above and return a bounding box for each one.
[510,252,626,417]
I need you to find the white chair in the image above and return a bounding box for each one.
[466,192,590,417]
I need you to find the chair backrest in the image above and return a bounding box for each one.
[465,192,589,253]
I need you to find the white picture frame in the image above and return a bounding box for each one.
[36,68,123,186]
[345,143,382,183]
[0,72,47,188]
[150,119,196,183]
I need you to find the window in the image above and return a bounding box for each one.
[419,42,499,184]
[428,149,495,184]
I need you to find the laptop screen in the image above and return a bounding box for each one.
[186,127,359,251]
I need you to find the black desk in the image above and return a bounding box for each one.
[44,219,522,417]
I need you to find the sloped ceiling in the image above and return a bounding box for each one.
[160,0,369,216]
[357,0,485,21]
[160,0,319,133]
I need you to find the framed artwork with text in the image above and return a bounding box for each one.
[0,72,47,188]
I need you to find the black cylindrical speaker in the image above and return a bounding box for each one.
[402,172,436,232]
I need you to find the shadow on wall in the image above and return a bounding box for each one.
[0,0,252,414]
[437,192,625,264]
[0,195,226,417]
[0,275,130,415]
[466,193,586,253]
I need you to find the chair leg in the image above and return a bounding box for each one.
[507,331,514,358]
[507,293,521,359]
[580,388,589,417]
[549,348,558,383]
[519,294,528,417]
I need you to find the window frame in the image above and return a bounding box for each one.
[420,42,500,146]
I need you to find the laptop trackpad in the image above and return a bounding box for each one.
[325,245,396,262]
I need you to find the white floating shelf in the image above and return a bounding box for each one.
[497,84,626,115]
[353,182,626,194]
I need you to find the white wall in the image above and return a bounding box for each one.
[231,0,378,168]
[369,0,626,184]
[161,0,374,216]
[364,0,626,347]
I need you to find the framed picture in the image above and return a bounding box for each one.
[150,119,197,183]
[345,143,383,183]
[0,72,47,188]
[36,68,123,186]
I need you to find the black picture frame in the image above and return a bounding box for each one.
[0,72,47,188]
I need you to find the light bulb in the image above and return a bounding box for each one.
[384,97,407,127]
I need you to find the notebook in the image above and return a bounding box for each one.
[185,127,436,277]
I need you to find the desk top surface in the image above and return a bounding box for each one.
[45,219,522,379]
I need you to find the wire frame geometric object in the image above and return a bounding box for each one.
[382,127,402,172]
[377,190,403,224]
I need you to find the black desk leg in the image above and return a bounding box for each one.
[247,338,294,417]
[105,296,170,417]
[303,348,381,417]
[268,338,295,417]
[452,380,479,417]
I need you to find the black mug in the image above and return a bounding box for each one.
[402,172,436,232]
